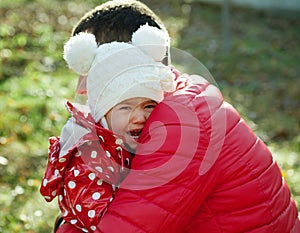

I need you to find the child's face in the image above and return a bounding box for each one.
[105,97,158,152]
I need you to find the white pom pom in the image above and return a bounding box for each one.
[131,24,169,62]
[63,32,98,75]
[160,70,176,92]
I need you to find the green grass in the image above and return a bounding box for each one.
[0,0,299,232]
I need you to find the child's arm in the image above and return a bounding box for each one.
[41,132,131,232]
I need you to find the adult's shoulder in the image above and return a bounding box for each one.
[152,74,225,125]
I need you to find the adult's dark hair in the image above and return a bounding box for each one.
[72,0,167,44]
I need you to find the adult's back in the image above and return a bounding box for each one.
[95,75,300,232]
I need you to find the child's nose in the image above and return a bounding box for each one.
[131,109,147,123]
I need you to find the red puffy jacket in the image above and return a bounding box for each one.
[58,76,300,232]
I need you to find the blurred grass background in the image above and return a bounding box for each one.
[0,0,299,232]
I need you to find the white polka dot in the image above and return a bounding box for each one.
[110,197,114,202]
[112,184,116,191]
[125,158,130,167]
[59,157,66,163]
[91,151,97,159]
[95,166,103,173]
[106,174,110,179]
[90,225,96,231]
[75,151,82,157]
[44,196,51,200]
[68,181,76,189]
[70,219,77,224]
[98,135,104,142]
[87,141,92,145]
[115,138,123,145]
[64,189,67,196]
[92,192,101,200]
[116,147,122,158]
[59,195,63,201]
[63,210,68,217]
[74,170,80,177]
[105,150,111,158]
[88,173,96,181]
[43,179,48,187]
[76,204,82,212]
[88,210,96,218]
[52,190,57,196]
[82,228,88,233]
[54,169,59,176]
[107,166,114,172]
[97,179,103,186]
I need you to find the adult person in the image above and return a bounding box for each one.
[57,0,300,232]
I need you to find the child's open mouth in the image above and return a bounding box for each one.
[128,129,143,140]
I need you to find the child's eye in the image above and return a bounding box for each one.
[119,106,131,111]
[144,104,157,109]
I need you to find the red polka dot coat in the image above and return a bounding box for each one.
[40,101,133,232]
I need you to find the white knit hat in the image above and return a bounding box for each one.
[64,24,175,123]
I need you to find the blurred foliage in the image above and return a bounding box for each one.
[0,0,299,232]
